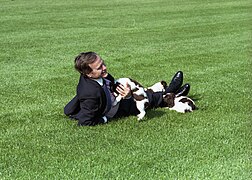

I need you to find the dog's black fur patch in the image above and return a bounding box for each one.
[179,97,196,110]
[163,93,175,108]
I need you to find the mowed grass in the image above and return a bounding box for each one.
[0,0,251,179]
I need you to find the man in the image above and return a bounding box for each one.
[64,52,190,126]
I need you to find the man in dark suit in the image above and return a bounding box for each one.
[64,52,190,126]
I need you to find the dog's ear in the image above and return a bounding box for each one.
[163,93,175,108]
[186,99,196,110]
[191,104,196,110]
[161,81,167,88]
[113,82,120,94]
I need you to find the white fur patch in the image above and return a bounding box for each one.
[114,78,148,120]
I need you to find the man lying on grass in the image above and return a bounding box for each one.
[64,52,190,126]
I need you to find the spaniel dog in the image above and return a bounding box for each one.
[163,93,196,113]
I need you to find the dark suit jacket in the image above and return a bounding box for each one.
[64,74,115,126]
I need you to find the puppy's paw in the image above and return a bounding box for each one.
[112,95,122,106]
[137,112,146,121]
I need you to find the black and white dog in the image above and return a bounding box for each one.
[113,78,167,120]
[163,93,196,113]
[148,81,196,113]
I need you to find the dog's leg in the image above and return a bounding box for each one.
[137,111,146,121]
[136,99,148,120]
[112,95,122,106]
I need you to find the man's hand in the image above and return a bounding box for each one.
[116,82,131,99]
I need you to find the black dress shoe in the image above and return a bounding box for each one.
[175,83,190,97]
[164,71,183,93]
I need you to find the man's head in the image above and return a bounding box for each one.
[74,52,107,79]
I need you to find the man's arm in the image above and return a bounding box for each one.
[77,89,106,126]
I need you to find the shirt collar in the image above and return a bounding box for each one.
[92,78,103,86]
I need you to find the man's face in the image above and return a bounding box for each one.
[87,55,107,79]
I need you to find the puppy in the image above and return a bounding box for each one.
[113,78,149,120]
[163,93,196,113]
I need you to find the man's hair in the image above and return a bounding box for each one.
[74,52,98,76]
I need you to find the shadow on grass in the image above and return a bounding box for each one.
[110,108,166,124]
[189,94,202,102]
[145,109,166,120]
[188,94,203,111]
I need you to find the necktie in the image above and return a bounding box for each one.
[102,79,113,114]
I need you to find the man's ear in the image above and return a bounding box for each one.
[86,72,92,78]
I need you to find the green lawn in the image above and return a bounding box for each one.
[0,0,251,179]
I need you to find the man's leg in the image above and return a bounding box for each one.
[164,71,190,96]
[164,71,183,93]
[146,91,164,108]
[114,98,140,118]
[147,71,191,108]
[175,83,190,97]
[64,95,80,116]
